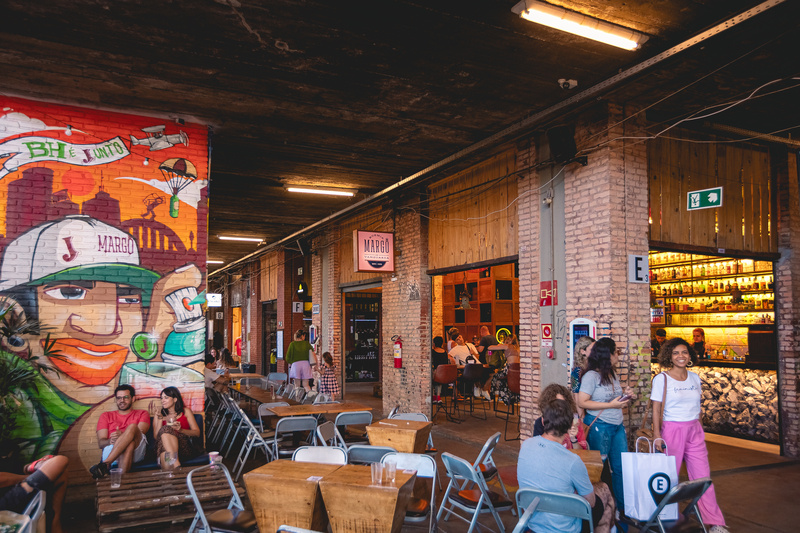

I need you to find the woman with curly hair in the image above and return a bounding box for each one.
[571,335,595,418]
[577,337,633,514]
[532,382,587,449]
[152,387,201,469]
[652,337,728,533]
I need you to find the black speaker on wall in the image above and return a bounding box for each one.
[546,125,578,164]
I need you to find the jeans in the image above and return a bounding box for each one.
[584,415,627,514]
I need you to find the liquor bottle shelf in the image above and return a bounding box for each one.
[651,270,773,284]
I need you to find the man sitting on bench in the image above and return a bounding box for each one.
[90,384,150,479]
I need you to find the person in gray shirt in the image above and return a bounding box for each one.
[518,399,616,532]
[577,337,633,516]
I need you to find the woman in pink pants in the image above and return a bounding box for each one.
[652,337,729,533]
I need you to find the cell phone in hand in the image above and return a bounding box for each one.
[618,394,633,402]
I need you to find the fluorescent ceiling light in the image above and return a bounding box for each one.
[512,0,648,51]
[286,186,357,197]
[207,260,225,264]
[218,235,264,242]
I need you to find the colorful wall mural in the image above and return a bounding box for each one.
[0,96,208,481]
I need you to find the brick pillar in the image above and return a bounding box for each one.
[517,137,541,437]
[381,200,432,416]
[776,148,800,457]
[563,102,651,429]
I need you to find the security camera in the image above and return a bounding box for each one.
[558,78,578,90]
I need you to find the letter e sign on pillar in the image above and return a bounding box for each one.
[628,255,649,283]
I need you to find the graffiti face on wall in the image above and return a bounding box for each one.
[0,97,208,466]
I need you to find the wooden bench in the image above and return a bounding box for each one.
[96,466,244,532]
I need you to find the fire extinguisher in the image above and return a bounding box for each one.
[392,335,402,369]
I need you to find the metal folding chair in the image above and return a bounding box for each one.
[346,444,397,465]
[257,401,289,432]
[288,387,306,403]
[313,392,330,404]
[626,477,713,533]
[471,432,515,515]
[390,411,442,489]
[266,372,287,390]
[270,416,318,459]
[314,421,347,449]
[437,452,514,533]
[187,463,257,533]
[334,410,372,446]
[291,445,347,464]
[232,404,274,480]
[302,391,318,404]
[382,452,438,532]
[511,487,592,533]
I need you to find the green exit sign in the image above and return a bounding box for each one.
[687,186,723,211]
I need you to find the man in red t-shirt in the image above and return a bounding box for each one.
[89,385,151,479]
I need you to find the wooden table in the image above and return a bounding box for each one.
[229,372,263,381]
[319,464,416,533]
[268,401,373,418]
[95,467,243,533]
[366,419,433,454]
[243,459,341,533]
[571,448,604,483]
[233,384,298,405]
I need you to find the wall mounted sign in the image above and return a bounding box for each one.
[207,292,222,307]
[353,230,395,272]
[628,254,649,283]
[539,280,558,307]
[541,323,553,347]
[687,186,723,210]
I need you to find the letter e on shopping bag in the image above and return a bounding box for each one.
[622,450,679,521]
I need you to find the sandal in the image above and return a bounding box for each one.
[24,455,54,473]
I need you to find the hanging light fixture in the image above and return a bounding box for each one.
[511,0,648,51]
[455,272,472,310]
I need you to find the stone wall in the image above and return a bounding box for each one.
[652,364,779,443]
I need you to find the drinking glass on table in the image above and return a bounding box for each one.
[163,452,178,477]
[384,459,397,483]
[371,462,384,485]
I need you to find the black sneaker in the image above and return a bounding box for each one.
[90,462,109,479]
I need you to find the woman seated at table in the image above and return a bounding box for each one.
[518,399,616,533]
[532,383,588,450]
[152,387,202,469]
[490,334,520,405]
[217,347,238,373]
[447,333,478,365]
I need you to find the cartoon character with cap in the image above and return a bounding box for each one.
[0,215,204,459]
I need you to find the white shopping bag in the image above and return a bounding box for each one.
[621,437,678,521]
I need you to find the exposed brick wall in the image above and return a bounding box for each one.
[517,137,541,436]
[381,200,432,416]
[776,148,800,457]
[0,96,208,485]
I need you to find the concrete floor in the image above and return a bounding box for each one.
[62,382,800,532]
